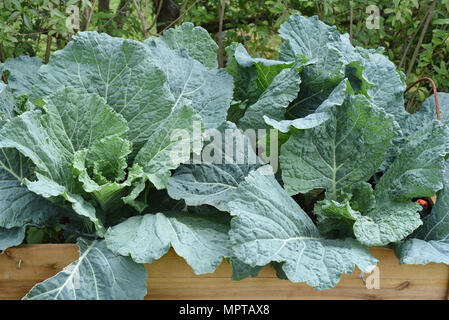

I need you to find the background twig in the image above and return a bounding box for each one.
[148,0,165,34]
[0,43,5,62]
[349,6,353,43]
[97,0,129,31]
[398,10,429,70]
[282,0,291,14]
[85,0,98,31]
[406,0,437,79]
[315,0,322,20]
[180,0,188,11]
[218,0,226,68]
[133,0,150,38]
[44,35,52,64]
[157,0,200,35]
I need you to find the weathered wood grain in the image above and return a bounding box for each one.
[0,245,447,300]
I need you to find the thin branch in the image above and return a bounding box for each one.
[56,36,64,49]
[406,0,437,79]
[0,43,5,62]
[241,29,249,52]
[349,7,353,43]
[85,0,98,31]
[10,29,52,36]
[84,5,89,25]
[334,5,363,18]
[282,0,290,14]
[147,0,164,33]
[133,0,150,38]
[398,10,429,70]
[44,35,52,64]
[97,0,129,31]
[35,32,42,54]
[218,0,226,68]
[157,0,200,35]
[315,0,322,20]
[405,86,419,112]
[180,0,188,11]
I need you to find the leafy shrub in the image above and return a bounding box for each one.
[0,13,448,299]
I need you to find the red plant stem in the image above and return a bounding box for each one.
[405,77,440,120]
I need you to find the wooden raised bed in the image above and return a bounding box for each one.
[0,244,448,300]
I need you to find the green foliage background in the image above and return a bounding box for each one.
[1,0,448,103]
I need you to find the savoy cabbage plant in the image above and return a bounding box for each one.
[0,14,449,300]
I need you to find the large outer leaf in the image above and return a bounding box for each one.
[228,169,377,290]
[235,44,291,69]
[238,67,301,130]
[264,79,347,132]
[144,38,233,129]
[315,196,422,247]
[375,120,449,201]
[395,160,449,265]
[0,88,60,229]
[394,94,445,142]
[314,199,360,238]
[229,258,263,281]
[0,148,59,228]
[167,122,260,211]
[279,15,345,114]
[135,101,203,189]
[353,200,422,246]
[105,210,232,274]
[1,56,42,97]
[0,83,16,120]
[395,93,449,145]
[23,238,148,300]
[225,44,260,108]
[279,15,405,120]
[423,93,449,123]
[234,44,294,91]
[0,87,129,234]
[280,94,398,197]
[314,120,449,246]
[159,22,218,68]
[345,47,405,173]
[415,161,449,241]
[42,87,129,162]
[31,32,175,149]
[225,44,296,124]
[382,93,448,172]
[354,47,406,117]
[0,226,25,251]
[371,121,449,245]
[395,239,449,265]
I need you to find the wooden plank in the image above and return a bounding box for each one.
[146,247,449,300]
[0,244,78,300]
[0,244,448,300]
